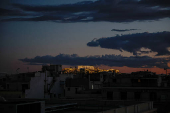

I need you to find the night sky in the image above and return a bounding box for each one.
[0,0,170,74]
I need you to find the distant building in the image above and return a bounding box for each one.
[42,64,62,73]
[0,65,72,99]
[64,71,116,98]
[62,65,119,74]
[101,71,170,102]
[77,65,95,70]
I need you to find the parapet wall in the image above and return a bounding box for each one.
[97,101,156,113]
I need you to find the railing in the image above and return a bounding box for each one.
[45,103,77,112]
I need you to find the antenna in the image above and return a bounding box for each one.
[27,67,29,72]
[164,68,167,75]
[16,68,20,74]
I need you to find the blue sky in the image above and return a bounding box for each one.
[0,0,170,74]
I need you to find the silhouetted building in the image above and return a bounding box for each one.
[101,71,170,102]
[0,70,73,99]
[0,99,45,113]
[42,64,62,73]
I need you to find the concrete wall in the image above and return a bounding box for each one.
[25,72,73,99]
[1,72,73,99]
[116,107,126,113]
[25,73,45,98]
[97,101,156,113]
[50,77,64,98]
[0,91,23,98]
[50,74,73,98]
[40,101,45,113]
[6,82,30,91]
[0,103,16,113]
[141,92,150,101]
[103,88,170,101]
[120,78,132,86]
[113,92,120,100]
[65,87,80,97]
[60,74,73,80]
[25,71,61,99]
[0,101,45,113]
[45,76,53,98]
[89,81,102,89]
[65,87,101,98]
[157,90,170,101]
[127,92,134,100]
[138,103,150,113]
[128,105,135,113]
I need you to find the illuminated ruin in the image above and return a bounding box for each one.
[62,65,119,74]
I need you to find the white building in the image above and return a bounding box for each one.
[0,71,73,99]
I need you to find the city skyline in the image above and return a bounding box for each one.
[0,0,170,74]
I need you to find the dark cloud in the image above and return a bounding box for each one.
[12,1,94,12]
[0,8,27,16]
[120,0,170,7]
[1,0,170,22]
[87,31,170,56]
[19,54,170,68]
[111,29,140,32]
[139,0,170,7]
[87,38,99,47]
[87,41,99,47]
